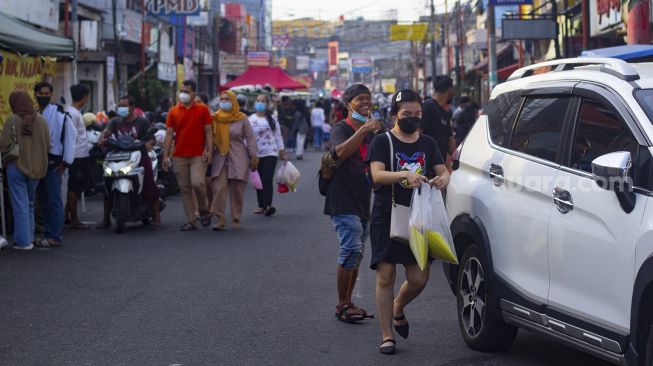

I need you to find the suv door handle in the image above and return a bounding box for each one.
[489,163,504,186]
[553,187,574,214]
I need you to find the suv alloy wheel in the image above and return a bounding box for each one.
[457,244,518,351]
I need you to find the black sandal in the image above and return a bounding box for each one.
[180,223,197,231]
[335,303,374,323]
[394,314,409,339]
[379,339,396,355]
[264,206,276,216]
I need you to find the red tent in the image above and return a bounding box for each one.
[222,66,306,91]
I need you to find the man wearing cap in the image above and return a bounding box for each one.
[421,76,457,164]
[324,84,383,323]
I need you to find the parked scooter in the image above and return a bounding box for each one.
[103,130,160,233]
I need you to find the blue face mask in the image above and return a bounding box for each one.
[117,107,130,118]
[351,110,368,123]
[220,102,233,111]
[255,102,267,113]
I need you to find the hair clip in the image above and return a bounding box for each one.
[396,92,402,102]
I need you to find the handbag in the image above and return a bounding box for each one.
[318,150,340,196]
[2,116,19,163]
[387,132,410,243]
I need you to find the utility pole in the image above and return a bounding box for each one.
[487,2,498,92]
[210,0,221,94]
[112,0,122,96]
[430,0,437,88]
[72,0,78,84]
[444,0,450,74]
[551,0,561,59]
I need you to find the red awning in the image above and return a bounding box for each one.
[498,63,521,80]
[221,66,306,91]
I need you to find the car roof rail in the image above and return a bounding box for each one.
[507,57,640,82]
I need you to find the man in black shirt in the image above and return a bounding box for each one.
[324,84,382,323]
[420,76,457,164]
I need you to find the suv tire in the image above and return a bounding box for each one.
[457,244,518,351]
[644,324,653,366]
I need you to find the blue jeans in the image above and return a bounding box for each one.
[7,164,38,246]
[37,163,64,242]
[313,127,324,149]
[331,215,369,271]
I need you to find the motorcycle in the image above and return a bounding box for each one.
[103,130,160,233]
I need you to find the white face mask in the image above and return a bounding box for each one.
[179,92,191,104]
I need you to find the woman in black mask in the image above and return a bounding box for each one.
[367,89,450,355]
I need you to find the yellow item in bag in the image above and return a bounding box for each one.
[426,230,458,264]
[409,225,429,271]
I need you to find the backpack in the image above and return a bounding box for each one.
[318,150,340,196]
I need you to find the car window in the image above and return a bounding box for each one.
[569,99,638,173]
[485,91,521,148]
[510,97,570,162]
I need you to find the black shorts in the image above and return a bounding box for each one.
[68,157,92,193]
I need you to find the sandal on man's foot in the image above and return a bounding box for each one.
[379,339,396,355]
[212,223,226,231]
[151,222,161,231]
[200,214,211,228]
[180,223,197,231]
[254,208,264,214]
[393,314,409,339]
[71,222,90,230]
[335,303,369,323]
[33,239,62,248]
[264,206,276,216]
[350,303,374,319]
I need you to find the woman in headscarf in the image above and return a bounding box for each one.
[0,90,50,250]
[209,90,258,230]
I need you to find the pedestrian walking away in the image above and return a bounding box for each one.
[311,100,326,150]
[34,81,77,248]
[420,76,457,166]
[293,99,309,160]
[324,83,383,325]
[65,84,92,230]
[163,80,213,231]
[0,91,50,250]
[209,91,258,230]
[249,93,288,216]
[367,89,450,355]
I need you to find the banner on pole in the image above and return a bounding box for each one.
[389,24,429,41]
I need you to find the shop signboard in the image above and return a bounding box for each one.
[247,51,272,67]
[352,58,373,74]
[589,0,623,36]
[328,41,339,76]
[147,0,201,16]
[157,62,176,82]
[309,59,328,73]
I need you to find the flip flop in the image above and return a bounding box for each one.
[71,222,90,230]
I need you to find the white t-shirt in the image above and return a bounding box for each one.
[66,105,90,158]
[310,108,325,128]
[248,114,285,158]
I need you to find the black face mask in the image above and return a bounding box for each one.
[398,116,420,134]
[36,96,51,108]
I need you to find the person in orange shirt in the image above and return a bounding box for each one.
[162,80,214,231]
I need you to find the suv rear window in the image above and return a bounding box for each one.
[485,91,521,148]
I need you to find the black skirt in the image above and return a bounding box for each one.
[370,197,420,270]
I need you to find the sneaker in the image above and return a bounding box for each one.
[0,237,8,250]
[13,243,34,251]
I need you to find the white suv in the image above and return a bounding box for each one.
[445,58,653,365]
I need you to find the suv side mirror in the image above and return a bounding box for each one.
[591,151,636,213]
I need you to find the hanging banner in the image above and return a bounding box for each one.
[147,0,201,16]
[389,24,429,41]
[328,41,339,76]
[0,52,53,127]
[157,62,176,81]
[247,51,272,67]
[352,58,373,74]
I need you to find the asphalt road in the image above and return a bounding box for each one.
[0,151,611,366]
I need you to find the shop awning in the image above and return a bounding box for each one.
[498,63,521,80]
[222,66,307,91]
[475,44,514,72]
[0,11,74,57]
[580,44,653,61]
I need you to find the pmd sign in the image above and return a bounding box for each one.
[147,0,201,16]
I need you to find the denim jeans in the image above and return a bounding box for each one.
[38,163,64,242]
[7,164,38,247]
[331,215,369,271]
[313,127,324,149]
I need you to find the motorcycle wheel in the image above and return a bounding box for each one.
[115,193,129,233]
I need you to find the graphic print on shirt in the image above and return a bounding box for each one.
[396,152,426,188]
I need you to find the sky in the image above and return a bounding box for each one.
[271,0,440,22]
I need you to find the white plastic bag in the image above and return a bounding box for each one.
[275,161,301,192]
[426,187,458,264]
[408,183,431,271]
